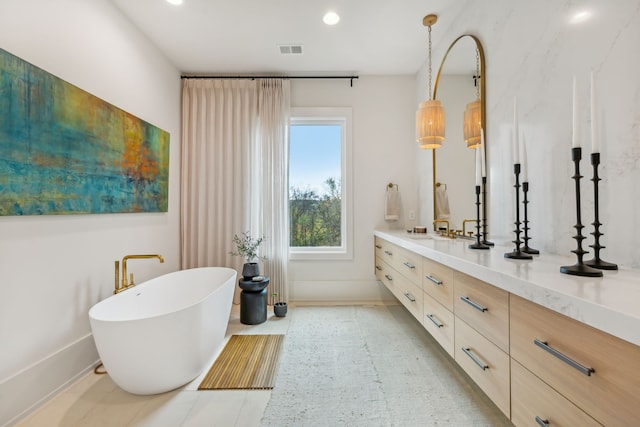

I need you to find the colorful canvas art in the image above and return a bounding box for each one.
[0,48,170,215]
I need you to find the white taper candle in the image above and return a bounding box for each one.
[591,71,599,153]
[475,146,482,186]
[480,128,486,178]
[513,96,520,164]
[521,135,528,182]
[572,75,579,148]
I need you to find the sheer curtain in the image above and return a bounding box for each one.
[181,78,289,304]
[254,79,290,304]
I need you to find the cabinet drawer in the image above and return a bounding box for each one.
[375,237,397,266]
[510,295,640,427]
[374,236,385,258]
[455,317,510,418]
[391,273,423,324]
[454,272,509,352]
[423,258,454,310]
[374,256,386,282]
[511,360,601,427]
[377,260,395,293]
[393,246,423,286]
[423,291,454,357]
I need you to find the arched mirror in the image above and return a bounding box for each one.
[432,35,486,237]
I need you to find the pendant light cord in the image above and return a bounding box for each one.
[428,24,433,101]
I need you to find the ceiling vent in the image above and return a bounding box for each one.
[279,44,303,55]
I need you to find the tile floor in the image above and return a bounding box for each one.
[17,305,291,427]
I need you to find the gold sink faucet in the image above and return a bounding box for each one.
[433,219,449,235]
[114,254,164,294]
[462,219,477,237]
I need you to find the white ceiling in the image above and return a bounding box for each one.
[110,0,461,76]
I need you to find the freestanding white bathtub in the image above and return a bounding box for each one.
[89,267,237,395]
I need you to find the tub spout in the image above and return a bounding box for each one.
[115,254,164,294]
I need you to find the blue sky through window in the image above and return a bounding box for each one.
[289,124,341,196]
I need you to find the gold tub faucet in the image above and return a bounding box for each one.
[114,254,164,294]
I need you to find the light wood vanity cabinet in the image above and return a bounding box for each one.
[452,272,511,418]
[393,246,423,286]
[375,238,423,324]
[374,237,395,267]
[422,258,454,310]
[390,273,424,323]
[455,317,511,417]
[375,257,392,289]
[422,290,455,357]
[454,272,510,353]
[511,359,601,427]
[374,235,640,426]
[375,237,510,418]
[422,258,456,357]
[511,295,640,427]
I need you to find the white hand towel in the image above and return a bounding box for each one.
[435,185,451,219]
[385,189,401,221]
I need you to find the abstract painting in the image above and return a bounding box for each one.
[0,48,170,215]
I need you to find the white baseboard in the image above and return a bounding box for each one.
[0,334,99,427]
[289,279,396,304]
[292,300,400,306]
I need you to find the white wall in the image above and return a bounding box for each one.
[289,76,417,302]
[418,0,640,268]
[0,1,181,424]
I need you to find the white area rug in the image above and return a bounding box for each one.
[260,305,512,426]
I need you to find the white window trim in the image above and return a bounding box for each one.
[289,107,353,261]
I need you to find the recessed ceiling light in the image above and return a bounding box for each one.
[323,11,340,26]
[570,10,592,24]
[166,0,183,5]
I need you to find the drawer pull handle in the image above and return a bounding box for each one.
[461,347,489,371]
[375,244,382,249]
[384,274,393,281]
[460,296,488,312]
[403,292,416,302]
[534,339,594,376]
[425,275,443,285]
[403,261,415,269]
[426,314,444,328]
[535,416,550,426]
[375,265,382,271]
[384,250,393,256]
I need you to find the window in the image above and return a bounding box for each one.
[288,107,352,260]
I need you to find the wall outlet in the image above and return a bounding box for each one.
[408,210,416,220]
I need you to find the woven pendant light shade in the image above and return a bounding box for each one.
[416,99,446,148]
[416,14,445,149]
[463,99,482,148]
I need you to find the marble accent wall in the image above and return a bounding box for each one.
[418,0,640,268]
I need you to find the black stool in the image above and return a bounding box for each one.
[239,276,270,325]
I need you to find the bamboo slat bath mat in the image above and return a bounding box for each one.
[198,334,285,390]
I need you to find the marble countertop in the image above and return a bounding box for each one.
[374,229,640,347]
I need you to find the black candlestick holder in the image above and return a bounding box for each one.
[481,176,494,246]
[521,182,539,255]
[560,147,603,277]
[470,185,490,250]
[505,164,532,260]
[584,152,617,270]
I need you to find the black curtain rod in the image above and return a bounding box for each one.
[180,75,359,87]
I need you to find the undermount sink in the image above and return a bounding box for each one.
[406,233,432,240]
[407,233,473,242]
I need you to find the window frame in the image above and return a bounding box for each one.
[288,107,353,261]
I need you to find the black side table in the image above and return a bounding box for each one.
[239,276,270,325]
